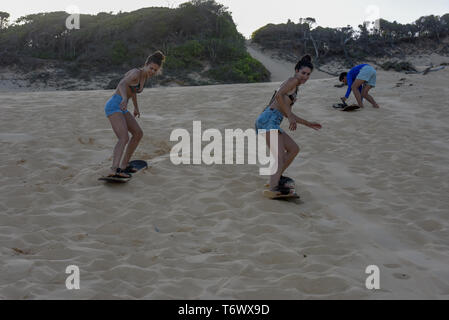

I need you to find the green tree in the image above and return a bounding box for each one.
[0,11,9,30]
[0,1,269,85]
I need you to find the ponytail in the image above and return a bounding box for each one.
[295,54,314,71]
[145,50,166,66]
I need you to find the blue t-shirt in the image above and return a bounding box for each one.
[345,64,368,98]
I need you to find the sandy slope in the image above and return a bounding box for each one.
[0,67,448,299]
[246,44,332,81]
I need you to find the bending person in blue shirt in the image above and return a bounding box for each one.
[339,64,380,108]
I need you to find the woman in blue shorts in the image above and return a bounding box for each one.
[255,55,322,197]
[339,64,380,108]
[104,51,165,179]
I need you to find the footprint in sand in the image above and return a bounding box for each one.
[393,273,411,280]
[384,264,411,279]
[12,248,32,255]
[78,137,95,145]
[383,264,401,269]
[198,247,214,254]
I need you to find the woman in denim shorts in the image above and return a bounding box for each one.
[104,51,165,179]
[255,55,322,197]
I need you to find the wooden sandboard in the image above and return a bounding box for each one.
[99,176,131,183]
[263,189,300,200]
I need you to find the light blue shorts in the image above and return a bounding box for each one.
[105,94,129,117]
[255,107,284,134]
[356,65,377,87]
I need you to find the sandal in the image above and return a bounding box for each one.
[108,168,131,179]
[273,184,292,195]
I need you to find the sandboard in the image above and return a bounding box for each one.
[98,176,131,183]
[99,160,148,183]
[126,160,148,173]
[263,189,300,200]
[333,103,360,112]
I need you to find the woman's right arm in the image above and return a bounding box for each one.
[275,77,300,131]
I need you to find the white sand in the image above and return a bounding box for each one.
[246,44,332,81]
[0,67,449,299]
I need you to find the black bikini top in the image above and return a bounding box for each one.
[129,69,143,94]
[288,86,299,104]
[129,83,141,93]
[269,86,299,106]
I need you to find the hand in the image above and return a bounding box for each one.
[134,108,141,118]
[120,99,128,111]
[288,114,297,131]
[307,122,322,131]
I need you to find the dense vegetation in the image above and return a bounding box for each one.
[0,1,269,88]
[252,15,449,67]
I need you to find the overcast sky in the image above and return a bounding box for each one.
[3,0,449,38]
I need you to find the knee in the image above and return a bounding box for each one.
[134,129,143,141]
[118,134,129,145]
[292,144,300,156]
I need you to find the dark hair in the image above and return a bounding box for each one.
[145,50,166,66]
[339,72,348,81]
[295,55,314,71]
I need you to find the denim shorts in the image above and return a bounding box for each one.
[104,94,129,117]
[356,65,377,87]
[255,107,284,134]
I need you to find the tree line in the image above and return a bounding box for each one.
[0,1,269,86]
[251,14,449,66]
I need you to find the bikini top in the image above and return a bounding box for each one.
[129,69,144,94]
[129,83,140,93]
[287,86,299,104]
[269,86,299,106]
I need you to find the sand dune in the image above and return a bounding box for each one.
[246,44,333,81]
[0,67,448,299]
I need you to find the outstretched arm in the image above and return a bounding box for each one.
[293,114,322,130]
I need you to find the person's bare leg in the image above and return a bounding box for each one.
[362,85,380,108]
[280,132,300,175]
[266,130,285,191]
[108,112,130,176]
[120,112,143,169]
[352,79,366,108]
